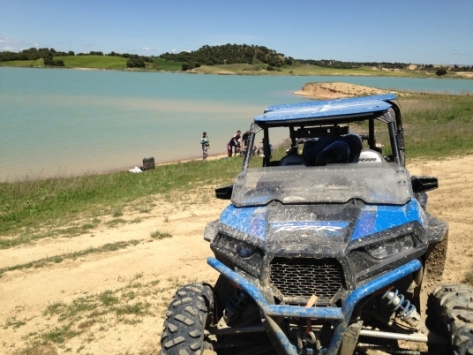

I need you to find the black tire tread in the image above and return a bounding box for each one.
[428,283,473,355]
[161,283,214,355]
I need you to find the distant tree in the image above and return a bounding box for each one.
[126,57,145,68]
[43,54,53,65]
[436,68,447,76]
[43,54,64,66]
[68,51,75,56]
[53,59,65,66]
[181,61,201,71]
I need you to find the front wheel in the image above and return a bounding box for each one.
[161,283,214,355]
[427,284,473,355]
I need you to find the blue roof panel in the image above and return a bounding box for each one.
[255,99,392,124]
[264,93,397,113]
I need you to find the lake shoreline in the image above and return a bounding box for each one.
[2,62,473,80]
[2,67,473,182]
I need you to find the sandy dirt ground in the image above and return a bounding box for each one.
[1,155,473,355]
[1,84,472,354]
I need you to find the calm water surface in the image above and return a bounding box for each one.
[1,67,472,181]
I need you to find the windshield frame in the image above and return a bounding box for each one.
[242,98,404,171]
[232,163,413,207]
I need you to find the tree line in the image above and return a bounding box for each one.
[297,59,410,69]
[296,59,473,73]
[0,47,70,66]
[1,44,472,72]
[0,47,153,68]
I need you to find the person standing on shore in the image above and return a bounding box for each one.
[201,132,210,160]
[241,130,251,155]
[227,130,241,157]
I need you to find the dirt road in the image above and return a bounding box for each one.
[1,156,473,355]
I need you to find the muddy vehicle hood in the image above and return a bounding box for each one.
[217,198,424,253]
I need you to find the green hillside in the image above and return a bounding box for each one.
[1,44,472,78]
[0,59,44,67]
[59,55,128,69]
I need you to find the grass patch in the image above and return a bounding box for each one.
[60,55,127,70]
[149,230,172,240]
[41,324,79,344]
[99,291,119,306]
[0,240,139,277]
[466,272,473,286]
[104,218,127,227]
[152,57,185,71]
[113,302,148,316]
[393,94,473,159]
[4,316,27,329]
[0,59,45,67]
[112,210,123,217]
[12,343,59,355]
[10,277,177,349]
[0,157,242,246]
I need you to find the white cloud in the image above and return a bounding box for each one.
[143,47,151,51]
[0,37,19,50]
[0,36,30,51]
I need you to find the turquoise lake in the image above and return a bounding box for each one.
[1,67,473,182]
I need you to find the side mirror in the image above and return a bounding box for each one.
[411,176,438,193]
[215,185,233,200]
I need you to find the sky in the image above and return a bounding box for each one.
[1,0,472,65]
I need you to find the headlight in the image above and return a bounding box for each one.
[365,234,414,260]
[218,235,256,257]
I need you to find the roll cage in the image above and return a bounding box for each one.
[242,94,405,170]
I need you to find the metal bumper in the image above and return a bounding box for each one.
[208,256,422,355]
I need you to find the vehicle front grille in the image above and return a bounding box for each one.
[270,257,344,304]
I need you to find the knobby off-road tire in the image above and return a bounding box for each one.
[161,283,214,355]
[427,284,473,355]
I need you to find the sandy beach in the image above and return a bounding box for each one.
[293,81,396,99]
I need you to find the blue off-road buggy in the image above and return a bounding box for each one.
[160,94,473,355]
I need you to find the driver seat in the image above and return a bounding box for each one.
[303,134,362,166]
